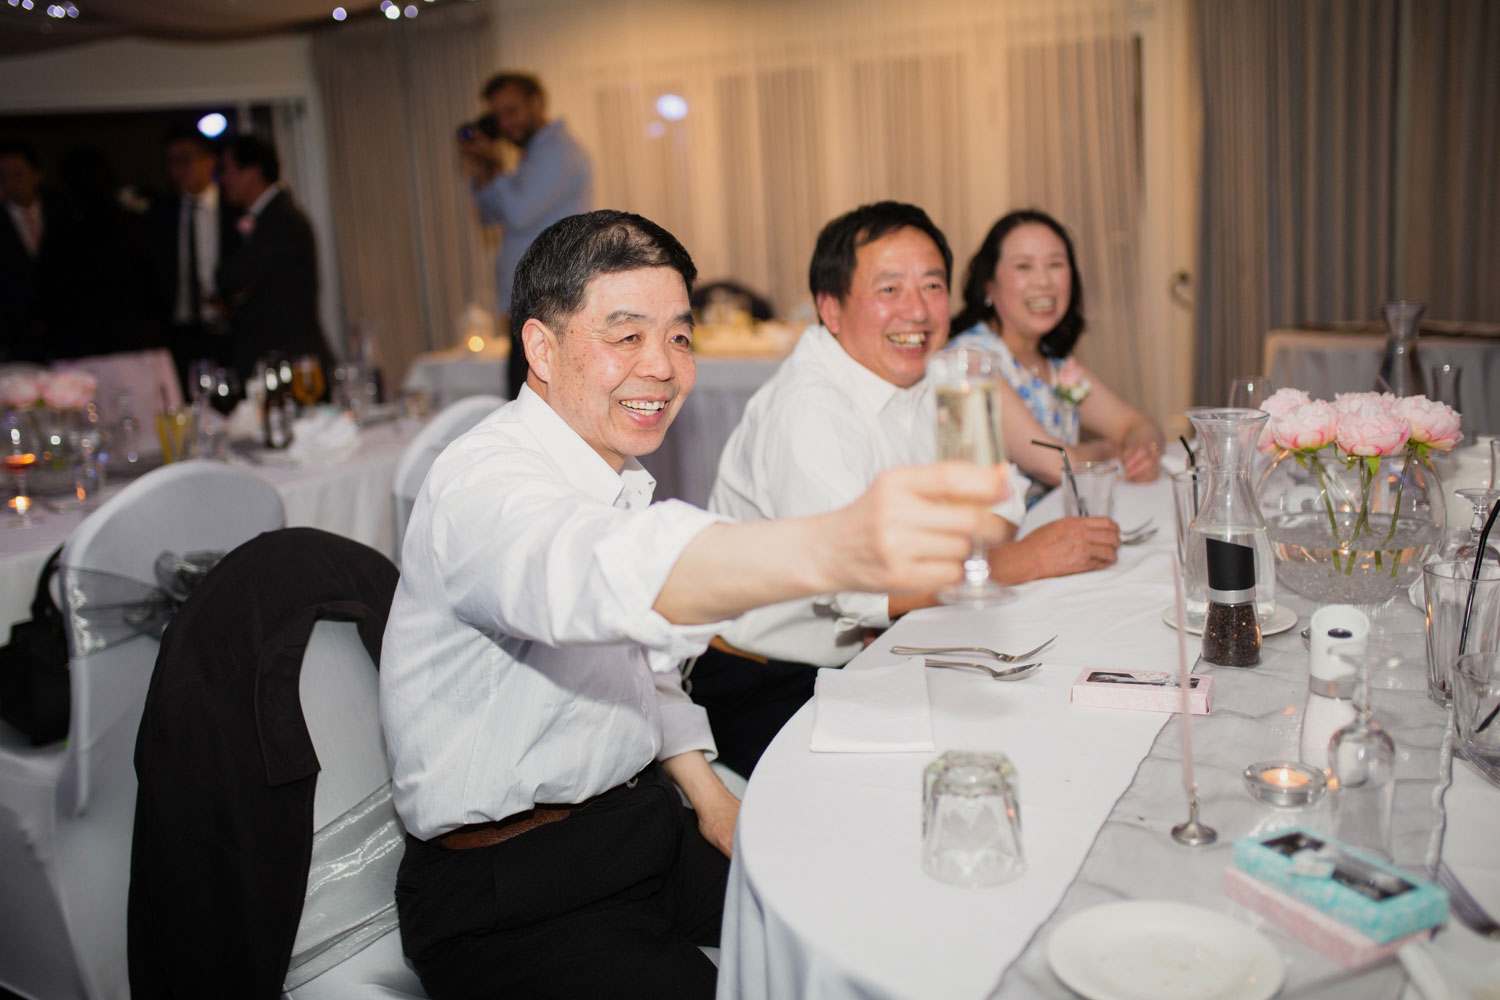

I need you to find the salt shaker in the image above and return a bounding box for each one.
[1201,538,1261,667]
[1299,606,1366,773]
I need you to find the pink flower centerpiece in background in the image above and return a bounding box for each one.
[1,370,101,475]
[1259,390,1458,604]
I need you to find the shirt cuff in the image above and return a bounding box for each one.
[657,696,717,762]
[820,589,892,635]
[996,463,1030,525]
[595,499,735,670]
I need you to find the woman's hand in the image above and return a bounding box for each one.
[1119,425,1164,482]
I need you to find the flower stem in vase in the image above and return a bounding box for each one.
[1310,454,1345,573]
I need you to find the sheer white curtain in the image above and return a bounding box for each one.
[314,2,493,388]
[489,0,1162,420]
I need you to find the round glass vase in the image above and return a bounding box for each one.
[1259,446,1445,608]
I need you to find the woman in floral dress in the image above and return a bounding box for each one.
[949,209,1164,487]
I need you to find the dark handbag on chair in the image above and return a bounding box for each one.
[0,546,70,746]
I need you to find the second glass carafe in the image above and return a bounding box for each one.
[1185,408,1276,627]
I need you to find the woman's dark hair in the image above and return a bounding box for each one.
[952,209,1086,360]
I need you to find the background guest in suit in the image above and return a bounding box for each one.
[150,126,241,393]
[0,140,58,362]
[216,133,335,382]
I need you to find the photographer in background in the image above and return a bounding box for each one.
[458,72,593,398]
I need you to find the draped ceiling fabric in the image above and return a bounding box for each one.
[493,0,1159,423]
[313,2,494,392]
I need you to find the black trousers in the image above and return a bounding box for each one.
[686,647,820,778]
[396,765,728,1000]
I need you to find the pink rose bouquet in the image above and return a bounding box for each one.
[1053,357,1092,405]
[1257,387,1312,453]
[0,373,41,410]
[1263,389,1461,576]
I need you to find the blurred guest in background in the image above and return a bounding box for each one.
[0,140,59,362]
[950,209,1164,486]
[691,202,1121,777]
[458,72,592,398]
[149,125,241,393]
[216,133,335,382]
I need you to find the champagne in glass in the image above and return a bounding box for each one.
[292,356,325,410]
[929,348,1007,605]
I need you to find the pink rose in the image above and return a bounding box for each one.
[1400,395,1463,451]
[1333,391,1397,415]
[0,373,40,409]
[1271,400,1338,452]
[1335,401,1410,457]
[1057,357,1084,389]
[1259,387,1311,420]
[1255,388,1311,452]
[236,214,256,238]
[39,371,97,410]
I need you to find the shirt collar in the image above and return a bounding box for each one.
[246,183,281,219]
[186,183,219,210]
[800,324,925,417]
[513,384,656,508]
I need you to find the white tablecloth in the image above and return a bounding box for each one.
[400,350,783,508]
[0,420,417,631]
[1262,327,1500,436]
[719,473,1500,999]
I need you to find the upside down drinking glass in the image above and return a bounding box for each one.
[928,348,1008,605]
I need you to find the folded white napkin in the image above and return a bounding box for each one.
[288,410,360,465]
[809,658,935,753]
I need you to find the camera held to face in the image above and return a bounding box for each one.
[456,114,500,143]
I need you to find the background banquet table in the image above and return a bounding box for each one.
[0,419,417,631]
[400,349,784,507]
[1262,327,1500,436]
[719,471,1500,999]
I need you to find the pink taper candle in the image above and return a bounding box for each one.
[1171,557,1197,796]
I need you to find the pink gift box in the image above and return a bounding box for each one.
[1224,865,1431,968]
[1069,668,1212,714]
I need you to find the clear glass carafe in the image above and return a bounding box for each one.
[1376,300,1426,397]
[1185,408,1276,627]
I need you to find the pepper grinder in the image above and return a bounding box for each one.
[1201,538,1261,667]
[1299,606,1366,774]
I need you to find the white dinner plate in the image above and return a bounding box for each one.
[1047,901,1284,1000]
[1160,603,1297,637]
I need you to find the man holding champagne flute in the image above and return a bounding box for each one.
[690,201,1123,777]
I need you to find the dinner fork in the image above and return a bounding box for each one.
[1120,518,1155,538]
[1435,861,1500,940]
[890,635,1057,663]
[1121,527,1159,546]
[925,659,1041,681]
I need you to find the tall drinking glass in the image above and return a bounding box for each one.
[1227,374,1274,410]
[928,348,1007,605]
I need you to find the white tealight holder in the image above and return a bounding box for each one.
[1300,605,1368,773]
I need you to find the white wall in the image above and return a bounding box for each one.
[0,34,344,352]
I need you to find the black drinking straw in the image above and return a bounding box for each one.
[1032,439,1086,516]
[1466,498,1500,733]
[1179,435,1195,468]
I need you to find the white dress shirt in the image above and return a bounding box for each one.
[6,200,42,256]
[709,325,1029,667]
[174,183,220,323]
[380,386,725,840]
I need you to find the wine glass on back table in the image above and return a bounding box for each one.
[3,409,43,525]
[929,347,1008,605]
[292,356,325,411]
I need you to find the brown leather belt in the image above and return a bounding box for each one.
[436,805,577,850]
[708,635,769,664]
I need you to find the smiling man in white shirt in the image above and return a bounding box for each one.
[381,209,1013,999]
[692,202,1122,778]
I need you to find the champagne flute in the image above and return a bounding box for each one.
[928,348,1007,605]
[291,355,325,411]
[3,409,43,526]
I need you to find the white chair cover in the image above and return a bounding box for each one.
[282,620,427,998]
[0,460,284,1000]
[391,394,503,558]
